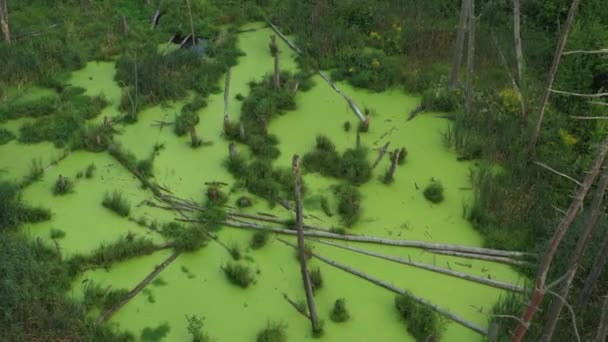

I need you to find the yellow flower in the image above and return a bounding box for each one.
[559,129,578,146]
[498,88,520,114]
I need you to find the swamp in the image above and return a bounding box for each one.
[1,0,608,341]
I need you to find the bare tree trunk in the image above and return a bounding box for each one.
[527,0,581,156]
[270,35,280,89]
[450,0,470,89]
[512,137,608,342]
[384,149,401,183]
[121,15,129,35]
[185,0,196,46]
[577,230,608,309]
[464,0,476,115]
[595,295,608,342]
[0,0,10,43]
[224,68,231,134]
[293,155,321,335]
[513,0,527,124]
[541,160,608,341]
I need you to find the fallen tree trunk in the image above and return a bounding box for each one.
[277,238,487,336]
[316,240,526,293]
[372,142,391,169]
[96,251,180,323]
[429,250,529,266]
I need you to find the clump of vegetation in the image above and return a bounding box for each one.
[50,228,66,240]
[303,135,372,185]
[24,158,44,184]
[295,243,314,261]
[174,98,203,136]
[53,175,74,195]
[0,128,16,145]
[394,295,444,341]
[141,323,171,342]
[397,147,407,165]
[1,181,51,230]
[102,191,131,217]
[206,185,228,206]
[236,196,253,208]
[229,243,242,260]
[421,86,459,112]
[256,321,287,342]
[309,267,323,292]
[250,230,270,250]
[331,50,399,92]
[235,93,245,101]
[186,314,209,342]
[320,196,333,217]
[334,184,362,227]
[173,225,209,253]
[343,121,351,132]
[221,262,255,288]
[330,298,350,323]
[423,180,444,204]
[85,163,96,178]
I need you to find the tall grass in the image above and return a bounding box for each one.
[102,191,131,217]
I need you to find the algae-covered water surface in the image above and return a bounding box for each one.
[1,24,523,341]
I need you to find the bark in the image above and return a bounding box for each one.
[513,0,525,121]
[385,149,401,183]
[450,0,470,89]
[0,0,10,43]
[527,0,581,156]
[577,229,608,309]
[464,0,476,115]
[96,252,180,323]
[292,155,321,334]
[541,160,608,341]
[316,239,526,292]
[185,0,196,46]
[270,35,280,89]
[512,137,608,342]
[224,68,231,133]
[277,238,488,336]
[595,295,608,342]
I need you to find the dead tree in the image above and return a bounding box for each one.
[190,127,201,148]
[513,0,527,123]
[527,0,582,156]
[0,0,10,43]
[464,0,476,115]
[512,137,608,342]
[450,0,470,89]
[269,35,280,89]
[292,154,321,335]
[384,149,401,183]
[541,160,608,341]
[185,0,196,46]
[577,230,608,309]
[595,295,608,342]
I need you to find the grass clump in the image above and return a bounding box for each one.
[256,321,287,342]
[423,180,444,204]
[236,196,253,208]
[50,228,66,240]
[421,86,459,112]
[334,184,362,227]
[1,181,51,230]
[102,191,131,217]
[173,225,209,253]
[0,128,16,145]
[309,267,323,292]
[141,323,171,342]
[53,175,74,195]
[186,314,209,342]
[394,295,444,341]
[221,262,255,288]
[85,163,96,178]
[330,298,350,323]
[229,243,242,260]
[250,230,270,250]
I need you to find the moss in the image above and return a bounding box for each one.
[330,298,350,323]
[256,321,287,342]
[423,180,444,204]
[102,191,131,217]
[221,262,255,288]
[394,295,444,341]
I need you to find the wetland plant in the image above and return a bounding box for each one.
[228,243,242,260]
[53,175,74,195]
[334,184,362,227]
[330,298,350,323]
[174,225,209,252]
[303,136,371,185]
[102,288,129,310]
[140,322,171,342]
[50,228,66,240]
[343,121,351,132]
[236,196,253,208]
[423,180,444,204]
[250,230,269,250]
[85,163,96,178]
[206,185,228,205]
[397,147,408,165]
[102,191,131,217]
[309,267,323,292]
[394,295,444,341]
[0,128,15,145]
[320,196,333,217]
[221,262,255,288]
[256,321,287,342]
[25,158,44,184]
[186,314,209,342]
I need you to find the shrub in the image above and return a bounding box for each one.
[423,180,444,204]
[330,298,350,323]
[222,262,255,288]
[320,196,333,217]
[303,136,372,185]
[394,295,444,341]
[85,163,96,178]
[53,176,74,195]
[186,314,209,342]
[256,321,287,342]
[174,109,200,136]
[309,267,323,292]
[229,243,242,260]
[421,86,459,112]
[250,231,269,250]
[343,121,351,132]
[334,184,362,227]
[236,196,253,208]
[50,228,66,239]
[0,128,15,145]
[102,191,131,217]
[331,51,399,92]
[174,225,208,252]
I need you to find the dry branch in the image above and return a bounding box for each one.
[549,89,608,98]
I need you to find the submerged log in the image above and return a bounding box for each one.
[316,240,526,292]
[372,142,390,169]
[277,238,487,336]
[96,251,180,324]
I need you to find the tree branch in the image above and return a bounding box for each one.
[534,161,582,186]
[550,89,608,98]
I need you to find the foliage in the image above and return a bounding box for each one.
[0,181,51,230]
[334,184,362,227]
[394,295,444,341]
[423,180,444,204]
[330,298,350,323]
[256,321,287,342]
[236,196,253,208]
[421,86,459,112]
[141,323,171,342]
[222,262,255,288]
[0,128,16,145]
[173,225,209,253]
[186,314,209,342]
[251,230,270,250]
[50,228,66,239]
[331,50,399,91]
[174,97,204,136]
[102,191,131,217]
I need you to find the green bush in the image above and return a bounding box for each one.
[50,228,66,240]
[423,180,444,204]
[0,128,16,145]
[221,262,255,288]
[334,184,362,227]
[256,321,287,342]
[250,231,270,250]
[174,108,200,136]
[309,267,323,292]
[330,298,350,323]
[394,295,444,341]
[85,163,96,178]
[331,50,399,92]
[421,86,459,112]
[53,176,74,195]
[102,191,131,217]
[174,225,209,252]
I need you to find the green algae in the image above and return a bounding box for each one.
[0,23,524,342]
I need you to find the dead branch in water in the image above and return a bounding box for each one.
[372,142,391,169]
